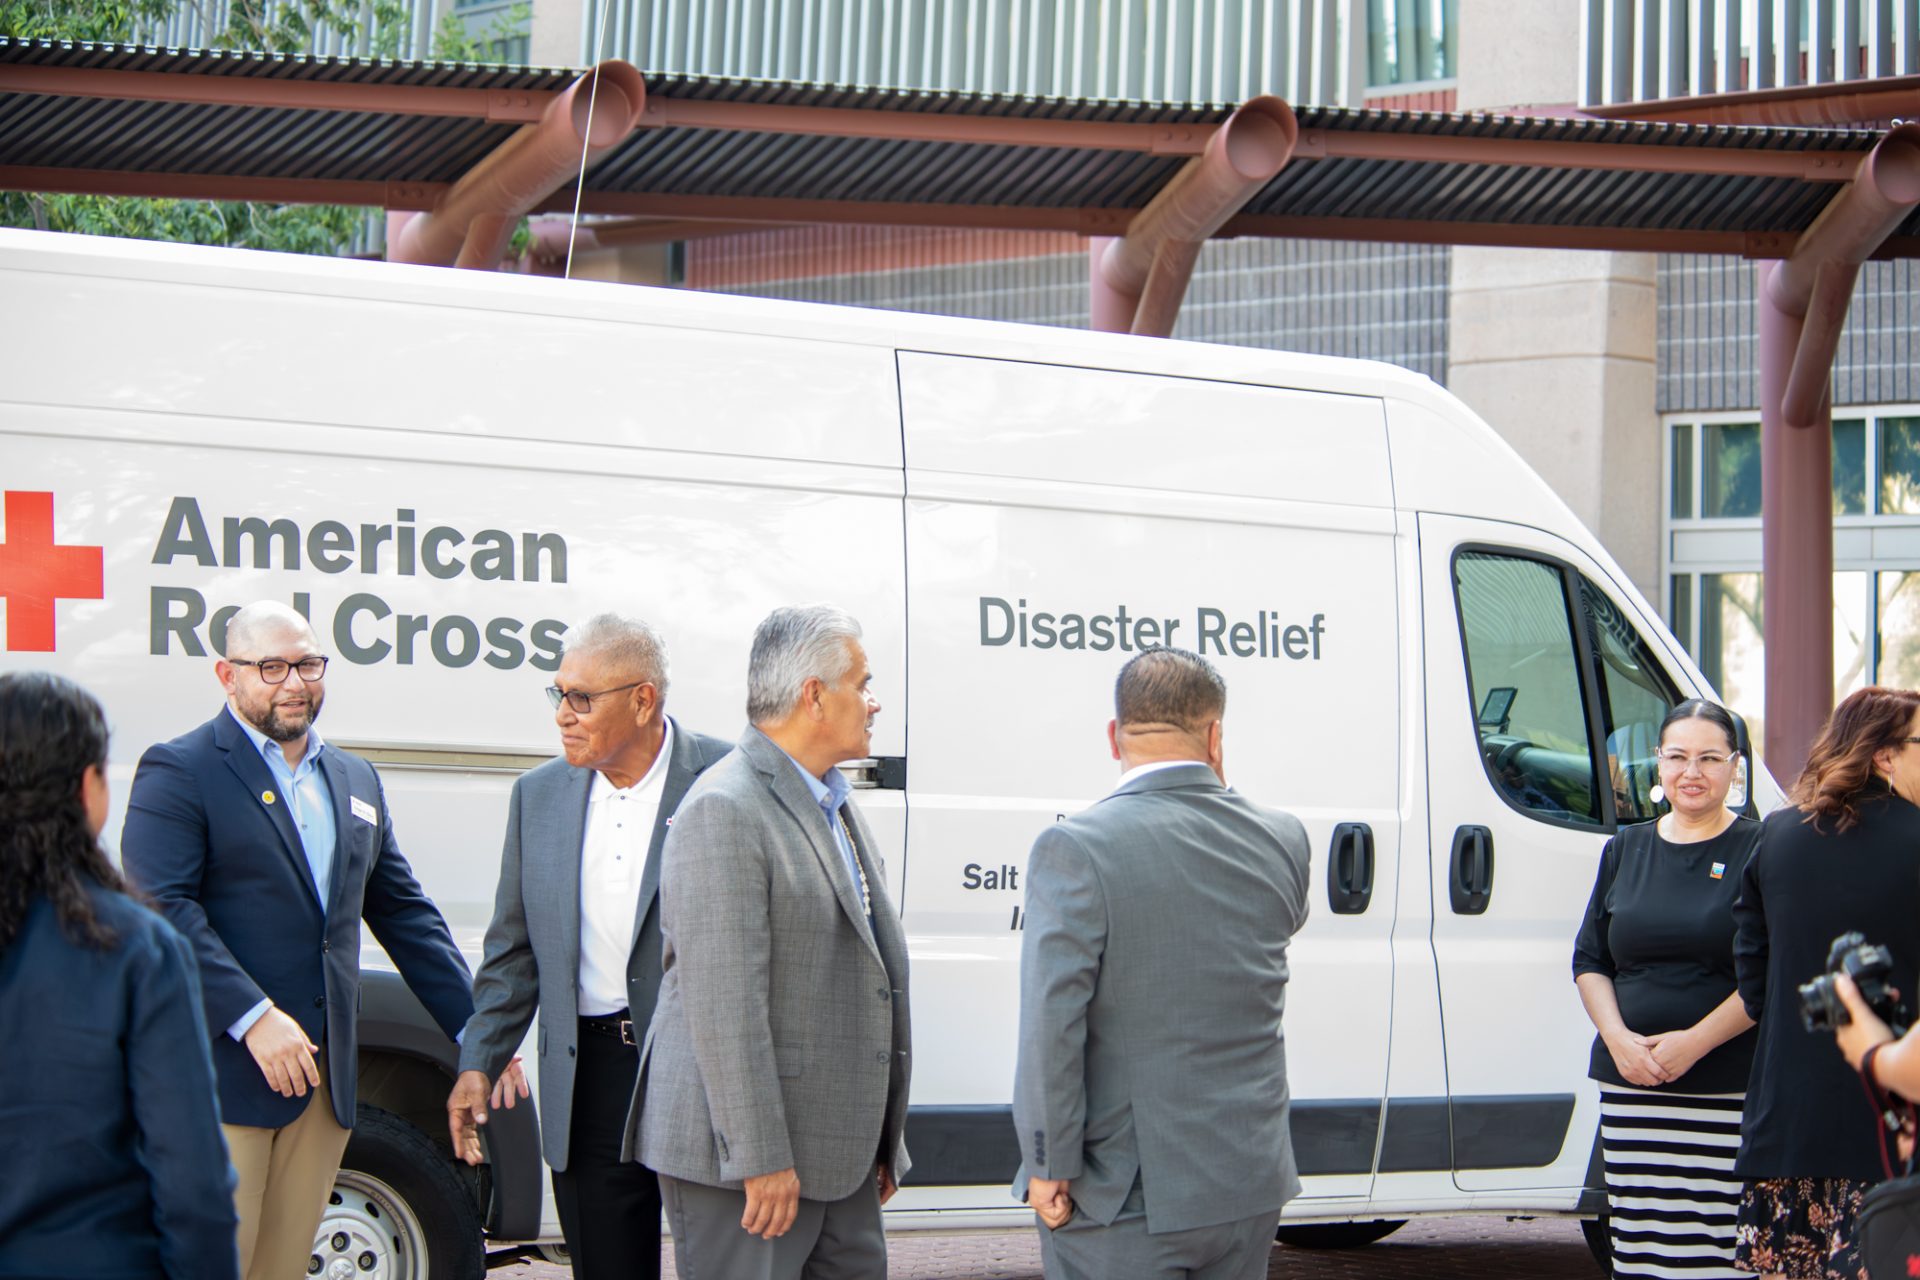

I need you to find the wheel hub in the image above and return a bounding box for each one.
[313,1169,428,1280]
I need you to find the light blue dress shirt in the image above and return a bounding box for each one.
[225,704,336,1041]
[782,751,871,927]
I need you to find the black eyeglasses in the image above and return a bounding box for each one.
[230,656,329,684]
[545,681,644,714]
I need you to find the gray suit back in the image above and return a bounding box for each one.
[1013,763,1311,1235]
[458,718,730,1171]
[634,727,912,1202]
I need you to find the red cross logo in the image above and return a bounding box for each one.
[0,491,105,652]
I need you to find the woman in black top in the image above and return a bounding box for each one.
[1575,698,1762,1280]
[1731,685,1920,1280]
[0,671,239,1280]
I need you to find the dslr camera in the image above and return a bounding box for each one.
[1799,932,1908,1035]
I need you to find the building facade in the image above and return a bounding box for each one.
[148,0,1919,742]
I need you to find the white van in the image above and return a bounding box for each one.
[0,227,1780,1276]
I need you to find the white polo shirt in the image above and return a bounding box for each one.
[577,722,674,1018]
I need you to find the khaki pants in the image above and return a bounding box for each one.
[222,1055,353,1280]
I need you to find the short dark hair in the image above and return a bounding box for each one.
[1114,647,1226,732]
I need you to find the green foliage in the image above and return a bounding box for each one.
[0,0,171,42]
[430,1,530,62]
[0,192,369,253]
[0,0,527,258]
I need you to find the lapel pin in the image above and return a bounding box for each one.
[1710,862,1726,879]
[261,789,276,806]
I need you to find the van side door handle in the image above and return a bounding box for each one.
[1448,825,1495,915]
[1327,822,1374,915]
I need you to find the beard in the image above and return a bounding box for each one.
[247,692,322,742]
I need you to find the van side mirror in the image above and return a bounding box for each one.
[1726,711,1758,817]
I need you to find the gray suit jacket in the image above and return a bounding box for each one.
[633,726,912,1201]
[1012,763,1311,1235]
[458,717,731,1171]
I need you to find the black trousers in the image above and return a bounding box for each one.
[551,1020,662,1280]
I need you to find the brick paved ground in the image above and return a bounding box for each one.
[493,1214,1600,1279]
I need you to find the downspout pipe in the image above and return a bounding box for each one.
[392,60,648,270]
[1756,123,1920,780]
[1091,96,1298,337]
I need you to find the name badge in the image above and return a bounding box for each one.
[350,796,378,826]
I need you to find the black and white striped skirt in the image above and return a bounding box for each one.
[1600,1085,1745,1279]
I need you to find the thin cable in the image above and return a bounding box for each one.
[563,0,616,280]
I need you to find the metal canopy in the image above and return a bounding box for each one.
[4,37,1919,259]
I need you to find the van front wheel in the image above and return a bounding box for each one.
[314,1105,485,1280]
[1274,1219,1406,1248]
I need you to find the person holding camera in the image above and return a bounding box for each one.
[1574,699,1762,1280]
[1834,971,1920,1102]
[1730,686,1920,1280]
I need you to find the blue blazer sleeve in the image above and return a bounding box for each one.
[122,738,266,1036]
[359,770,474,1043]
[130,921,242,1280]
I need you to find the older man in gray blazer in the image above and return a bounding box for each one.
[447,614,729,1280]
[636,604,912,1279]
[1014,647,1311,1280]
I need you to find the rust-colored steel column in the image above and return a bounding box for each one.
[1755,123,1920,780]
[1087,236,1136,333]
[392,61,647,269]
[1758,257,1834,786]
[1090,96,1297,337]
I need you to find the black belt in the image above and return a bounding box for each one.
[580,1010,636,1047]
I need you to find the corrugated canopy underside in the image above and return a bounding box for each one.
[3,38,1914,250]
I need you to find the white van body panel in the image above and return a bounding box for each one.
[0,228,1772,1245]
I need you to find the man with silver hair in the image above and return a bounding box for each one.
[637,605,913,1279]
[450,613,730,1280]
[123,600,475,1280]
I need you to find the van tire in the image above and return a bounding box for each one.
[314,1105,485,1280]
[1581,1215,1611,1272]
[1274,1219,1407,1248]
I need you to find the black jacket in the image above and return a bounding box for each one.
[1733,784,1920,1180]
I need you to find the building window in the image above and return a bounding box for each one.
[1702,421,1760,517]
[1666,407,1920,750]
[1367,0,1455,87]
[1880,417,1920,514]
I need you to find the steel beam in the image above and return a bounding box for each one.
[1767,123,1920,424]
[1584,73,1920,127]
[391,61,647,269]
[1093,96,1298,336]
[1755,124,1920,779]
[1758,259,1835,786]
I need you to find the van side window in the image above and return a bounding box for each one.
[1580,577,1683,822]
[1454,552,1603,826]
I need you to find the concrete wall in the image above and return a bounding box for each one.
[1449,249,1662,595]
[1446,0,1663,596]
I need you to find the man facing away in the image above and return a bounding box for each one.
[122,600,475,1280]
[448,613,729,1280]
[636,604,912,1279]
[1014,646,1312,1280]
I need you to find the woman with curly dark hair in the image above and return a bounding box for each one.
[1731,686,1920,1280]
[0,670,239,1280]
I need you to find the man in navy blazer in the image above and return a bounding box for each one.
[123,600,474,1280]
